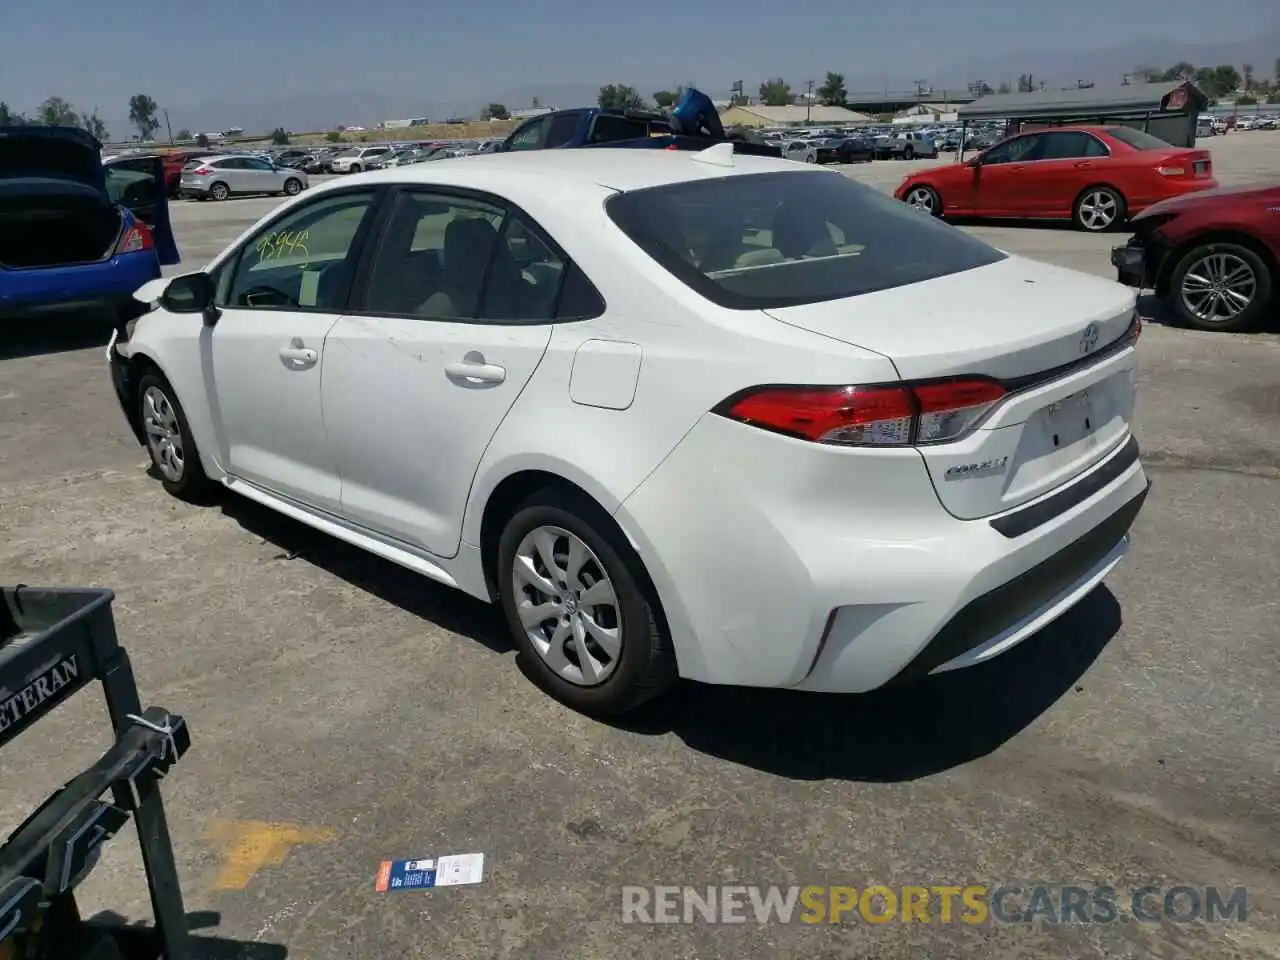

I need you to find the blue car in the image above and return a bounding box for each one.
[0,125,179,323]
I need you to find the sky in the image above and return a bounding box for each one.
[1,0,1276,136]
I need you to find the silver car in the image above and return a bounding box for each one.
[180,155,309,201]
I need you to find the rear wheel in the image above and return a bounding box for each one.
[136,372,214,502]
[904,184,942,217]
[209,181,230,201]
[1168,242,1273,332]
[1073,186,1125,232]
[903,146,914,160]
[283,177,302,196]
[496,491,676,715]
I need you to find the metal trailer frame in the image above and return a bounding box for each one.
[0,585,191,959]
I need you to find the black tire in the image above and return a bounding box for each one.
[209,181,230,201]
[136,372,215,503]
[283,177,302,196]
[1072,186,1126,232]
[496,490,677,715]
[1167,241,1274,333]
[903,146,914,160]
[903,184,943,218]
[348,164,361,174]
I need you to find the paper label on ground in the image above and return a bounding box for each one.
[375,853,483,892]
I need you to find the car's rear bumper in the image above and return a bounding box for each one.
[0,250,161,320]
[617,414,1148,693]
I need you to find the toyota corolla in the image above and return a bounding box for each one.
[107,146,1149,714]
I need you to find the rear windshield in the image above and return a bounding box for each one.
[1104,127,1172,150]
[605,170,1005,310]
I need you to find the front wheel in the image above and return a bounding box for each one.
[903,184,942,217]
[1168,242,1273,332]
[348,164,361,174]
[496,491,677,715]
[136,373,214,502]
[903,146,914,160]
[1073,186,1125,232]
[283,177,302,196]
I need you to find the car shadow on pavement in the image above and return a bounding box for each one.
[0,314,115,360]
[84,910,287,958]
[218,495,512,655]
[613,586,1122,783]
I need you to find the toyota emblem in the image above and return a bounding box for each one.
[1079,323,1100,354]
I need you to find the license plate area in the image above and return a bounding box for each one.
[1001,374,1130,504]
[1041,389,1097,451]
[1193,160,1210,177]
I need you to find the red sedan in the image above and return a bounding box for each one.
[1111,182,1280,331]
[894,125,1218,232]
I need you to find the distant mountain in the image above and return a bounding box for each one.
[129,31,1280,138]
[935,30,1280,91]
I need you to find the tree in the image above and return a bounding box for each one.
[1242,63,1254,91]
[270,127,289,145]
[597,84,645,110]
[996,81,1012,95]
[175,128,192,141]
[79,110,108,141]
[0,101,19,125]
[729,93,749,106]
[1133,64,1162,83]
[483,103,510,120]
[38,96,78,126]
[652,90,679,109]
[758,78,792,106]
[1016,73,1035,93]
[816,71,846,106]
[1194,65,1242,99]
[195,132,210,147]
[128,94,160,141]
[1160,61,1196,82]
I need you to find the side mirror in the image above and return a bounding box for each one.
[160,272,216,320]
[966,156,983,168]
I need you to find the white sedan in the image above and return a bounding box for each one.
[107,145,1150,714]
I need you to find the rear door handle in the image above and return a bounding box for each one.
[445,353,506,384]
[1074,161,1093,168]
[279,345,318,367]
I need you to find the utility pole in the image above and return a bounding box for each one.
[806,79,814,122]
[163,109,173,143]
[913,79,928,106]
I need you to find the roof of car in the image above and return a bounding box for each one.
[329,147,811,195]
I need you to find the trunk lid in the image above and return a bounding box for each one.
[764,255,1140,521]
[0,125,107,199]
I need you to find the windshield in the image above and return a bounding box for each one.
[606,170,1006,310]
[1104,127,1173,150]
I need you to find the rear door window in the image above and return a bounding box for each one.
[606,170,1005,310]
[1103,127,1172,150]
[544,113,583,148]
[588,114,650,144]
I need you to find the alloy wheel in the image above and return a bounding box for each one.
[906,187,936,214]
[1077,190,1119,230]
[1179,252,1258,325]
[142,386,184,482]
[512,525,622,686]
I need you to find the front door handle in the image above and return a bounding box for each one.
[279,345,318,367]
[445,352,506,384]
[1074,160,1093,168]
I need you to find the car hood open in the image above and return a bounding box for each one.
[0,125,107,199]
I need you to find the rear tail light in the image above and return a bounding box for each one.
[715,378,1007,447]
[192,166,213,175]
[115,221,154,255]
[1155,165,1187,176]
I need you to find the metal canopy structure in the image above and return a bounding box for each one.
[957,81,1207,123]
